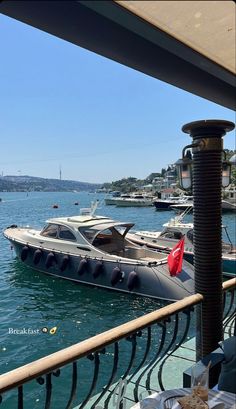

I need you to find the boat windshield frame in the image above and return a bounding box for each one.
[40,223,77,242]
[79,222,134,244]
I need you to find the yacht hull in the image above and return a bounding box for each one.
[5,230,195,302]
[153,201,176,210]
[115,200,153,207]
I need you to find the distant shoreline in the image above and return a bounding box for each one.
[0,174,101,193]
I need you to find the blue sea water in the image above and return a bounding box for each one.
[0,191,235,408]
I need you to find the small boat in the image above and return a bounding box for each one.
[3,208,194,301]
[105,193,154,207]
[115,194,154,207]
[153,196,193,211]
[171,200,236,213]
[127,215,236,277]
[221,200,236,212]
[105,193,131,206]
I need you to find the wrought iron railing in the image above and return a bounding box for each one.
[0,278,235,409]
[223,278,236,337]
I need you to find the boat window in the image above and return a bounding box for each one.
[174,232,183,240]
[41,224,58,238]
[98,228,112,236]
[80,228,97,243]
[159,230,183,240]
[187,229,194,243]
[58,226,76,241]
[114,226,127,236]
[93,229,113,246]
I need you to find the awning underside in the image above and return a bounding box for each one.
[0,0,235,110]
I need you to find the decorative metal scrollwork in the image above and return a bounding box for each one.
[65,362,77,409]
[18,386,23,409]
[1,284,235,409]
[223,288,236,337]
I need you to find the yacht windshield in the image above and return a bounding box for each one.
[79,228,98,243]
[58,226,76,241]
[40,224,76,241]
[41,224,58,238]
[79,222,133,244]
[92,226,129,256]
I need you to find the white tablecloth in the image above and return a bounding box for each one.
[130,388,236,409]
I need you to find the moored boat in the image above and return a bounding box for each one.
[153,196,193,210]
[105,193,154,207]
[3,213,195,301]
[171,200,236,213]
[127,216,236,277]
[115,195,154,207]
[105,193,131,206]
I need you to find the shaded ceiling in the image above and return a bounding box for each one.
[0,0,235,110]
[117,1,235,75]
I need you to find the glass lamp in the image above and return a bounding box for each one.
[175,156,192,190]
[222,160,231,187]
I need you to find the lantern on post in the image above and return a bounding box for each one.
[176,119,235,361]
[176,143,233,190]
[222,157,231,188]
[175,151,192,190]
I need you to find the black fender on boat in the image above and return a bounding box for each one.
[93,261,103,278]
[111,267,122,286]
[60,255,70,272]
[21,246,29,262]
[77,258,88,275]
[33,249,42,265]
[45,252,56,269]
[127,271,139,291]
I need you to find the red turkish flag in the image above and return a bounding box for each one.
[167,237,185,276]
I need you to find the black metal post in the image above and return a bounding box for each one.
[182,120,235,360]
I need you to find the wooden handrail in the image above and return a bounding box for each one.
[0,293,203,394]
[1,278,235,394]
[222,277,236,291]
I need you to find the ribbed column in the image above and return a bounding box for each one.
[182,120,235,360]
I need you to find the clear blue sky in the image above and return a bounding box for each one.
[0,14,235,183]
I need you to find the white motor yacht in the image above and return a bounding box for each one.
[105,193,154,207]
[4,212,195,301]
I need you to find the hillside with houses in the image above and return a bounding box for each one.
[101,151,236,199]
[101,165,185,197]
